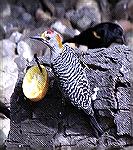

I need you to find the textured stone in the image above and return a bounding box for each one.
[6,44,133,149]
[0,39,16,57]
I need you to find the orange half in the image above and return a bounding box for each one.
[22,65,48,102]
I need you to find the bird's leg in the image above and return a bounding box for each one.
[89,115,104,137]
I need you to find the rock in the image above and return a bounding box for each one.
[54,3,65,18]
[14,56,28,73]
[65,6,101,30]
[76,0,99,10]
[81,44,131,135]
[0,17,21,37]
[0,39,16,57]
[114,111,131,135]
[17,34,50,62]
[16,0,41,15]
[9,31,22,43]
[0,56,18,105]
[53,133,71,149]
[0,3,35,38]
[111,0,129,20]
[125,31,133,105]
[11,5,26,18]
[35,8,51,22]
[0,0,11,18]
[51,20,76,38]
[0,25,5,40]
[21,12,33,23]
[96,0,111,21]
[6,43,133,149]
[0,118,10,145]
[117,20,133,32]
[126,31,133,49]
[128,0,133,21]
[17,41,34,62]
[0,16,35,38]
[62,0,77,10]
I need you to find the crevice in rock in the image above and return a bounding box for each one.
[81,61,108,71]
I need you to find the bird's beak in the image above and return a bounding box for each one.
[30,35,45,42]
[30,33,50,48]
[30,31,48,43]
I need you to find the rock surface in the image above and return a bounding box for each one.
[0,0,133,149]
[5,44,133,149]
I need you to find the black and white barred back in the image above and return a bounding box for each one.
[52,44,94,116]
[31,30,104,135]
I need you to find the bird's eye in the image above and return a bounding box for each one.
[45,36,50,40]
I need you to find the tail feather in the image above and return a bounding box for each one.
[89,115,104,136]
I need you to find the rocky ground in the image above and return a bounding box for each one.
[0,0,133,150]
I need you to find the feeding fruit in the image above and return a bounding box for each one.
[22,65,48,102]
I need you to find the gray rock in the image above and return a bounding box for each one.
[76,0,100,10]
[11,5,26,18]
[21,12,33,23]
[0,118,10,146]
[114,111,131,135]
[9,31,22,43]
[0,0,11,18]
[17,40,34,62]
[112,0,129,20]
[35,8,52,22]
[0,25,5,40]
[0,39,16,57]
[0,56,18,105]
[0,16,34,38]
[14,56,28,72]
[17,37,50,62]
[16,0,41,15]
[65,6,101,30]
[51,20,76,38]
[80,44,132,136]
[6,43,133,149]
[54,3,65,18]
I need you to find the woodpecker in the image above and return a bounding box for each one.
[31,29,104,136]
[63,22,126,48]
[0,101,10,119]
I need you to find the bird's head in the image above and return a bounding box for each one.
[92,22,126,46]
[31,29,64,57]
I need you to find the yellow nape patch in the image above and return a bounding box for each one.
[56,34,63,48]
[41,32,45,39]
[93,31,101,39]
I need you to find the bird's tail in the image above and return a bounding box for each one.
[89,115,104,136]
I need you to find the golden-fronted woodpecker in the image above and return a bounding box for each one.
[31,29,104,136]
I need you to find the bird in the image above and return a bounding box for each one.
[63,22,126,48]
[31,29,104,136]
[0,101,10,119]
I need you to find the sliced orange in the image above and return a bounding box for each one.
[22,65,48,102]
